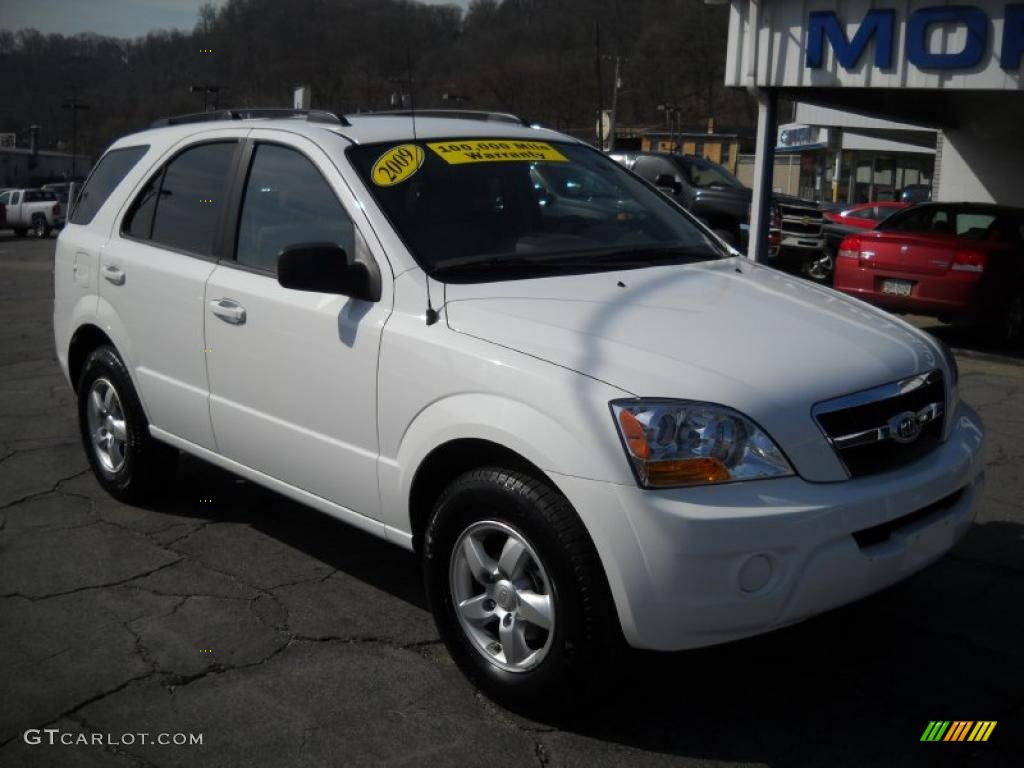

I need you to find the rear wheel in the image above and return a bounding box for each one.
[32,215,50,238]
[77,346,178,503]
[424,467,619,709]
[13,228,26,238]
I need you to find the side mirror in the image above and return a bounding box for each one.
[277,242,381,302]
[654,174,682,195]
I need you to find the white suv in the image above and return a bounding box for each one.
[54,109,985,706]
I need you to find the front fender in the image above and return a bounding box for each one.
[378,391,634,541]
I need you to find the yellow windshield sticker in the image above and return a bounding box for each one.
[427,140,568,165]
[371,144,425,186]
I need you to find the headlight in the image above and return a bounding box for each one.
[610,399,793,488]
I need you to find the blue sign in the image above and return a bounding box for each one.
[806,4,1024,71]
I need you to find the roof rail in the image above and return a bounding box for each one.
[349,109,528,126]
[149,108,350,129]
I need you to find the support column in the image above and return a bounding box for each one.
[748,88,777,262]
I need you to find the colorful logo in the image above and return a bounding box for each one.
[920,721,996,742]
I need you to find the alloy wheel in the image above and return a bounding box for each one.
[449,520,555,673]
[86,377,128,473]
[806,252,834,281]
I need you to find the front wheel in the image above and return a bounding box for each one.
[77,346,178,503]
[802,250,834,284]
[424,468,619,709]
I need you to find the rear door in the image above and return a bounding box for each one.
[100,135,243,449]
[203,131,391,519]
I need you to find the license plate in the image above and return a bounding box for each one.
[881,279,913,297]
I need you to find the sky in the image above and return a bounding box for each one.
[0,0,472,38]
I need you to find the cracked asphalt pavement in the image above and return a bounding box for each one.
[1,234,1022,767]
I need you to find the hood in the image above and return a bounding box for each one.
[443,259,947,482]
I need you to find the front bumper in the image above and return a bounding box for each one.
[552,402,985,651]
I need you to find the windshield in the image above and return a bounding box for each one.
[680,156,744,190]
[348,138,724,279]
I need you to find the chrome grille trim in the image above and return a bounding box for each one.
[812,370,945,478]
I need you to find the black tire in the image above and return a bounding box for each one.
[32,215,50,238]
[424,467,620,710]
[77,346,178,503]
[13,228,27,238]
[711,228,739,248]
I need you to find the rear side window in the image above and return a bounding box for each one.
[25,190,57,202]
[955,213,996,237]
[124,141,237,257]
[70,145,148,225]
[235,143,355,273]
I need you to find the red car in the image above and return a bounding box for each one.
[834,203,1024,345]
[824,201,909,227]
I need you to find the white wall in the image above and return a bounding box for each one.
[937,125,1024,205]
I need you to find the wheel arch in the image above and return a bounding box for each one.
[68,323,116,392]
[408,437,551,555]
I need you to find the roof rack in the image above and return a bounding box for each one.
[349,109,529,126]
[149,108,350,129]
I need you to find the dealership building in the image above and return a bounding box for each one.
[723,0,1024,258]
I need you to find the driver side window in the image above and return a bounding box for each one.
[235,144,355,273]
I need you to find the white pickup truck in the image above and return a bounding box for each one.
[0,188,63,237]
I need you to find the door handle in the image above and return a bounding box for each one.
[102,264,126,285]
[209,298,246,325]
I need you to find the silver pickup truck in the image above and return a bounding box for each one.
[0,188,63,237]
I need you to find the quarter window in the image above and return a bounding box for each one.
[70,145,149,225]
[235,143,355,273]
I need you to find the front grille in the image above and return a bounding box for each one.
[814,370,945,478]
[781,219,822,236]
[778,204,823,236]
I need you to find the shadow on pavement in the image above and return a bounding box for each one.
[148,454,1022,767]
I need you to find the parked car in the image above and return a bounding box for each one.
[0,188,63,237]
[54,109,984,706]
[43,180,83,221]
[834,202,1024,345]
[821,202,909,281]
[613,151,827,280]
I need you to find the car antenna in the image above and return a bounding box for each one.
[425,274,439,326]
[403,32,436,325]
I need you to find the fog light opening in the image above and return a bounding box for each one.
[738,554,773,593]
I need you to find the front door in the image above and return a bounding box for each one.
[203,134,391,519]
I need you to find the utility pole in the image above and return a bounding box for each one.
[658,103,682,154]
[604,55,628,153]
[594,22,604,149]
[61,98,90,179]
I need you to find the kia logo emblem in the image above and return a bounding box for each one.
[889,411,923,444]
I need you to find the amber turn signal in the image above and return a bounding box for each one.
[644,458,730,487]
